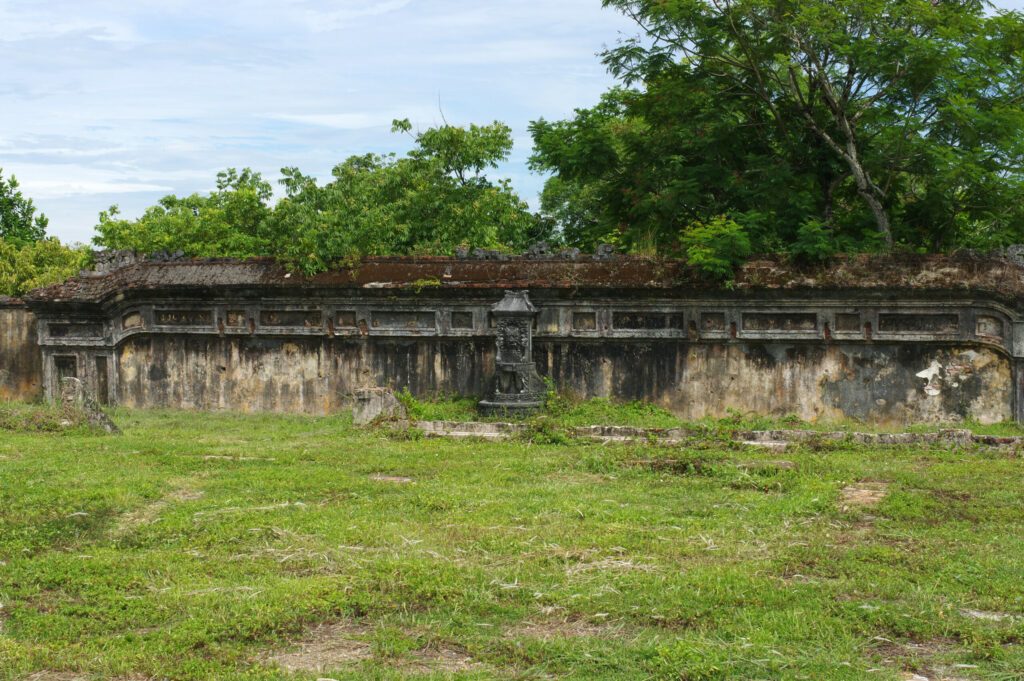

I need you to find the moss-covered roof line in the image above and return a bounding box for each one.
[23,252,1024,307]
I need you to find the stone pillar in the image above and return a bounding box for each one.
[479,291,547,416]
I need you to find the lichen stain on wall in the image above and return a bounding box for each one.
[110,330,1013,423]
[115,335,496,414]
[822,346,1011,424]
[533,341,1011,424]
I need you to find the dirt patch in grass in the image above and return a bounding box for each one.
[506,615,627,641]
[267,622,483,675]
[267,622,373,672]
[841,482,890,510]
[872,637,976,681]
[402,642,481,674]
[960,608,1018,622]
[369,473,414,484]
[113,480,204,534]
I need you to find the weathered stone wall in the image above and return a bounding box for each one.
[535,341,1012,423]
[114,336,494,414]
[109,335,1013,424]
[0,301,42,402]
[17,255,1024,424]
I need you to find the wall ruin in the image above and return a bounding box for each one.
[14,253,1024,424]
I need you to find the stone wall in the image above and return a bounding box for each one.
[0,301,42,401]
[536,341,1011,423]
[0,300,42,402]
[17,254,1024,424]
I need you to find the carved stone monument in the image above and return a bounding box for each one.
[479,291,547,416]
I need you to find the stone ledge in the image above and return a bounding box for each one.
[412,421,1023,449]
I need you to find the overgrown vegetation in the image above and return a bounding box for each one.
[93,120,546,275]
[381,391,1024,438]
[0,168,89,297]
[0,237,91,297]
[0,407,1022,679]
[5,2,1024,287]
[531,0,1024,264]
[0,401,111,434]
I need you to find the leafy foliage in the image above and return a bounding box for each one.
[0,169,48,245]
[94,121,543,274]
[0,238,91,297]
[94,168,274,258]
[0,169,87,297]
[679,216,752,280]
[532,0,1024,260]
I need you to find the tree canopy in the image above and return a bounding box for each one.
[0,168,89,297]
[0,168,49,245]
[0,238,91,297]
[531,0,1024,260]
[94,120,544,273]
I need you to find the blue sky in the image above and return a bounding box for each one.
[1,0,1022,244]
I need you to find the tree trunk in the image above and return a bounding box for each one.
[822,175,840,227]
[857,187,893,248]
[843,141,893,248]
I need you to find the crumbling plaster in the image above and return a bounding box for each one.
[13,253,1024,424]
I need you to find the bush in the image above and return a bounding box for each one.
[680,216,752,280]
[0,238,91,297]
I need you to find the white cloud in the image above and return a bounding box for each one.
[23,180,174,199]
[266,113,396,130]
[0,146,130,159]
[0,0,631,241]
[294,0,415,32]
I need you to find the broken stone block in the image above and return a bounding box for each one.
[60,377,119,434]
[352,387,407,425]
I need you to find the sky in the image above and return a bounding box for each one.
[1,0,1022,245]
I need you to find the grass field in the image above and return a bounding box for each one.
[1,402,1023,680]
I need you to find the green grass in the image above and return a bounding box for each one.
[1,404,1023,680]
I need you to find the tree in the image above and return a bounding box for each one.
[260,119,542,273]
[532,0,1024,256]
[94,120,543,273]
[0,238,90,297]
[93,168,274,257]
[0,168,49,244]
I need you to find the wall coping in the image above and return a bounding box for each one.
[22,253,1024,310]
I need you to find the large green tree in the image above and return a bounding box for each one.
[0,168,88,297]
[531,0,1024,256]
[94,120,542,273]
[0,168,49,244]
[94,168,274,258]
[267,119,542,273]
[0,238,91,297]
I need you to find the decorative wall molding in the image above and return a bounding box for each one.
[11,254,1024,423]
